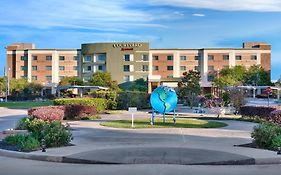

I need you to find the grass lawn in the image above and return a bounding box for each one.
[0,101,53,109]
[101,118,227,129]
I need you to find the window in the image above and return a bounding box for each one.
[21,76,27,79]
[73,56,79,61]
[195,66,200,71]
[46,76,52,81]
[207,75,214,81]
[167,66,173,70]
[73,66,79,70]
[251,55,257,60]
[180,56,187,61]
[59,56,65,61]
[83,66,92,72]
[46,66,52,70]
[59,66,65,71]
[84,55,92,62]
[124,54,130,61]
[208,66,214,71]
[46,56,52,60]
[167,75,173,78]
[208,55,214,60]
[96,54,106,62]
[123,65,130,72]
[235,55,242,60]
[32,66,37,70]
[142,55,149,61]
[152,66,159,71]
[180,66,186,71]
[32,55,37,60]
[195,56,199,60]
[167,55,173,60]
[21,66,27,71]
[98,65,104,71]
[142,65,149,72]
[152,55,159,60]
[20,56,27,61]
[223,55,229,60]
[123,75,130,82]
[32,76,37,81]
[59,76,64,80]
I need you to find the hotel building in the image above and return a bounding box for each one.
[6,42,271,94]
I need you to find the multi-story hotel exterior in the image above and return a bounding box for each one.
[6,42,271,94]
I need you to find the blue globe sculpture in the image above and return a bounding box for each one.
[150,86,178,114]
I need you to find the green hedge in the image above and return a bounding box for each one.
[53,98,107,113]
[91,90,149,110]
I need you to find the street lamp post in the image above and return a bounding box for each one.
[5,67,10,102]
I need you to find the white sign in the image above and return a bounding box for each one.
[128,107,137,113]
[128,107,137,127]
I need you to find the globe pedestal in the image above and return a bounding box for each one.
[150,86,178,125]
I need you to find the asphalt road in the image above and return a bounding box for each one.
[0,108,26,131]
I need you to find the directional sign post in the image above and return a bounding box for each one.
[128,107,137,128]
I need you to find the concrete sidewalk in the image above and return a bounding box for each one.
[0,109,281,165]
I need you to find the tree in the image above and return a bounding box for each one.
[178,70,201,108]
[9,78,29,95]
[119,78,148,92]
[0,77,6,95]
[213,66,246,87]
[89,72,119,90]
[59,76,84,86]
[244,65,272,86]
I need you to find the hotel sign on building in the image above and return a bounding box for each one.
[113,43,143,48]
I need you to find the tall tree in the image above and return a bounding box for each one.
[59,76,84,86]
[244,65,271,86]
[89,72,119,90]
[178,70,201,108]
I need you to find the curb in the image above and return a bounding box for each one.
[1,148,281,165]
[0,149,63,163]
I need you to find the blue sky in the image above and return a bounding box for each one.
[0,0,281,79]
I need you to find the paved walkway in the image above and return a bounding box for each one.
[0,108,281,165]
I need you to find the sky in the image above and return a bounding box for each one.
[0,0,281,79]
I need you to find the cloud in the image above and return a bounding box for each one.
[147,0,281,12]
[0,0,165,31]
[192,13,205,17]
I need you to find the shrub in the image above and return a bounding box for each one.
[19,118,72,148]
[54,98,107,113]
[272,135,281,150]
[64,105,97,120]
[28,106,65,121]
[240,106,276,118]
[4,134,23,145]
[251,122,281,149]
[41,121,72,147]
[15,117,31,130]
[91,90,118,109]
[4,134,40,152]
[269,110,281,126]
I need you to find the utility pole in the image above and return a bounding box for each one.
[5,67,10,102]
